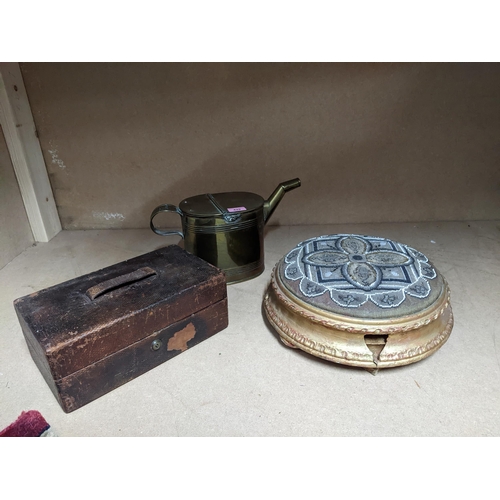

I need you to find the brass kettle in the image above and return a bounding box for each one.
[150,179,301,283]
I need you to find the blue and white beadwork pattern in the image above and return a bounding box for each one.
[283,234,437,309]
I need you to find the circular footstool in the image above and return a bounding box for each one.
[264,234,453,370]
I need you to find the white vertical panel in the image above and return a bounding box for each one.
[0,62,61,242]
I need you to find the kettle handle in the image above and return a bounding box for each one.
[150,204,184,238]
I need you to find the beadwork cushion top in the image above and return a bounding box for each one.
[279,234,444,320]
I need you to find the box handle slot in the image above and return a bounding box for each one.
[86,267,157,301]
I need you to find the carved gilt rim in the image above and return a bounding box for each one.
[270,265,452,335]
[264,285,454,368]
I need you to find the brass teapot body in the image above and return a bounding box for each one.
[150,179,301,283]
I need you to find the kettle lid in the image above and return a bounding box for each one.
[179,192,264,217]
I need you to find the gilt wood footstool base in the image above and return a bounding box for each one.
[264,234,453,370]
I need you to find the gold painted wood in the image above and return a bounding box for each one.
[264,247,454,370]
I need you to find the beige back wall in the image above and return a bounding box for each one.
[20,63,500,230]
[0,125,33,269]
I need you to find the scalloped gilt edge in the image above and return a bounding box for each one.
[264,291,370,364]
[270,267,452,336]
[380,310,454,362]
[264,289,454,368]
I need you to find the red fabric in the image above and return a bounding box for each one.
[0,410,50,437]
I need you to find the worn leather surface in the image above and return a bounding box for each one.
[13,244,228,412]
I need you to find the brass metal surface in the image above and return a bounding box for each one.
[150,179,301,283]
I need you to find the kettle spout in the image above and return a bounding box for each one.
[263,178,301,224]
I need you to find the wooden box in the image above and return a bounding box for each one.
[14,245,228,413]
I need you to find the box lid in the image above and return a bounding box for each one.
[14,245,226,379]
[179,192,264,218]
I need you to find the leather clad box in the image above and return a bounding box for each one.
[14,245,228,413]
